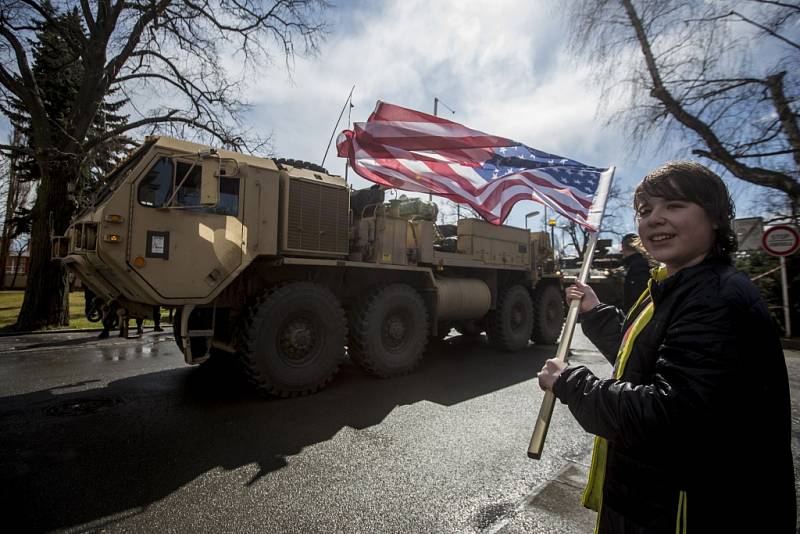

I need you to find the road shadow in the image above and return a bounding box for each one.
[0,335,555,532]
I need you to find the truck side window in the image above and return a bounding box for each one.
[217,177,240,216]
[138,157,173,207]
[174,161,202,206]
[138,158,239,216]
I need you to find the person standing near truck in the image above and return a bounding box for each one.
[620,233,651,313]
[97,300,119,339]
[134,306,163,335]
[538,162,795,533]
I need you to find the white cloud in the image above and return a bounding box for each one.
[0,0,769,238]
[243,0,645,231]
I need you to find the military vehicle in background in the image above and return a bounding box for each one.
[52,136,565,397]
[561,239,625,308]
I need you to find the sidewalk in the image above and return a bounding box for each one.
[491,454,596,533]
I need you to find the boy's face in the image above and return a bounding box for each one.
[636,196,715,276]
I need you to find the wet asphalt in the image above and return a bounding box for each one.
[0,329,797,533]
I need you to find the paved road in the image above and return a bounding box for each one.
[0,329,797,533]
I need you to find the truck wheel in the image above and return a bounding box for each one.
[531,284,565,345]
[237,283,346,397]
[487,285,533,352]
[349,284,429,377]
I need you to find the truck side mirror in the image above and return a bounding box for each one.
[200,158,220,206]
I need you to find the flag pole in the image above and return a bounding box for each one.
[527,166,615,460]
[322,85,355,168]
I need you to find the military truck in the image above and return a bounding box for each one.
[52,136,565,397]
[561,240,625,308]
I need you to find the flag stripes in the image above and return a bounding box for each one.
[337,101,609,229]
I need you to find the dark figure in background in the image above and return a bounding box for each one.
[83,288,102,322]
[620,233,651,313]
[538,162,795,533]
[153,306,163,332]
[134,306,163,335]
[97,301,119,339]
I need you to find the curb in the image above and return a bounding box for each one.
[782,338,800,351]
[0,325,174,338]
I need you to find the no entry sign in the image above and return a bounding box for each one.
[762,225,800,256]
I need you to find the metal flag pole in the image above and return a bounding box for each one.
[322,85,356,168]
[527,166,616,460]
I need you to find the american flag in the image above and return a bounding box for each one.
[337,101,611,231]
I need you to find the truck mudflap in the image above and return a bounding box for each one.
[178,305,209,365]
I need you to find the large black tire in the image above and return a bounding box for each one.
[236,283,346,397]
[487,285,533,352]
[349,284,429,377]
[531,284,565,345]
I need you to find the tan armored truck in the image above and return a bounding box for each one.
[52,136,565,396]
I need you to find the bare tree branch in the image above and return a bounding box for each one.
[0,0,329,328]
[566,0,800,220]
[687,7,800,51]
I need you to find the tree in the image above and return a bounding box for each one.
[565,0,800,221]
[0,130,33,290]
[0,0,327,329]
[736,250,799,335]
[3,6,133,326]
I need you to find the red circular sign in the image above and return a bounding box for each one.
[762,225,800,256]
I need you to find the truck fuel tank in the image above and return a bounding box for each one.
[434,277,491,321]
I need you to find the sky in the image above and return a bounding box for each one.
[1,0,774,254]
[235,0,767,248]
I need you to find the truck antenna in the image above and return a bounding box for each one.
[321,85,355,169]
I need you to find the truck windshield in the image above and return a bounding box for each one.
[91,140,156,209]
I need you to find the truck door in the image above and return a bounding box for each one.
[128,155,244,300]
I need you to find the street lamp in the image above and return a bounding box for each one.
[525,211,540,229]
[548,217,557,249]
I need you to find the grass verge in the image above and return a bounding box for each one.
[0,290,170,332]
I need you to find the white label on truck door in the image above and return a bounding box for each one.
[151,235,165,254]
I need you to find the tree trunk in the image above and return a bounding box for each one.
[15,160,74,330]
[0,129,23,290]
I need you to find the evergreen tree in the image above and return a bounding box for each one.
[3,7,131,327]
[736,251,799,337]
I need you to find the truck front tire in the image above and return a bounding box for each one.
[487,285,533,352]
[237,283,346,397]
[349,284,429,377]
